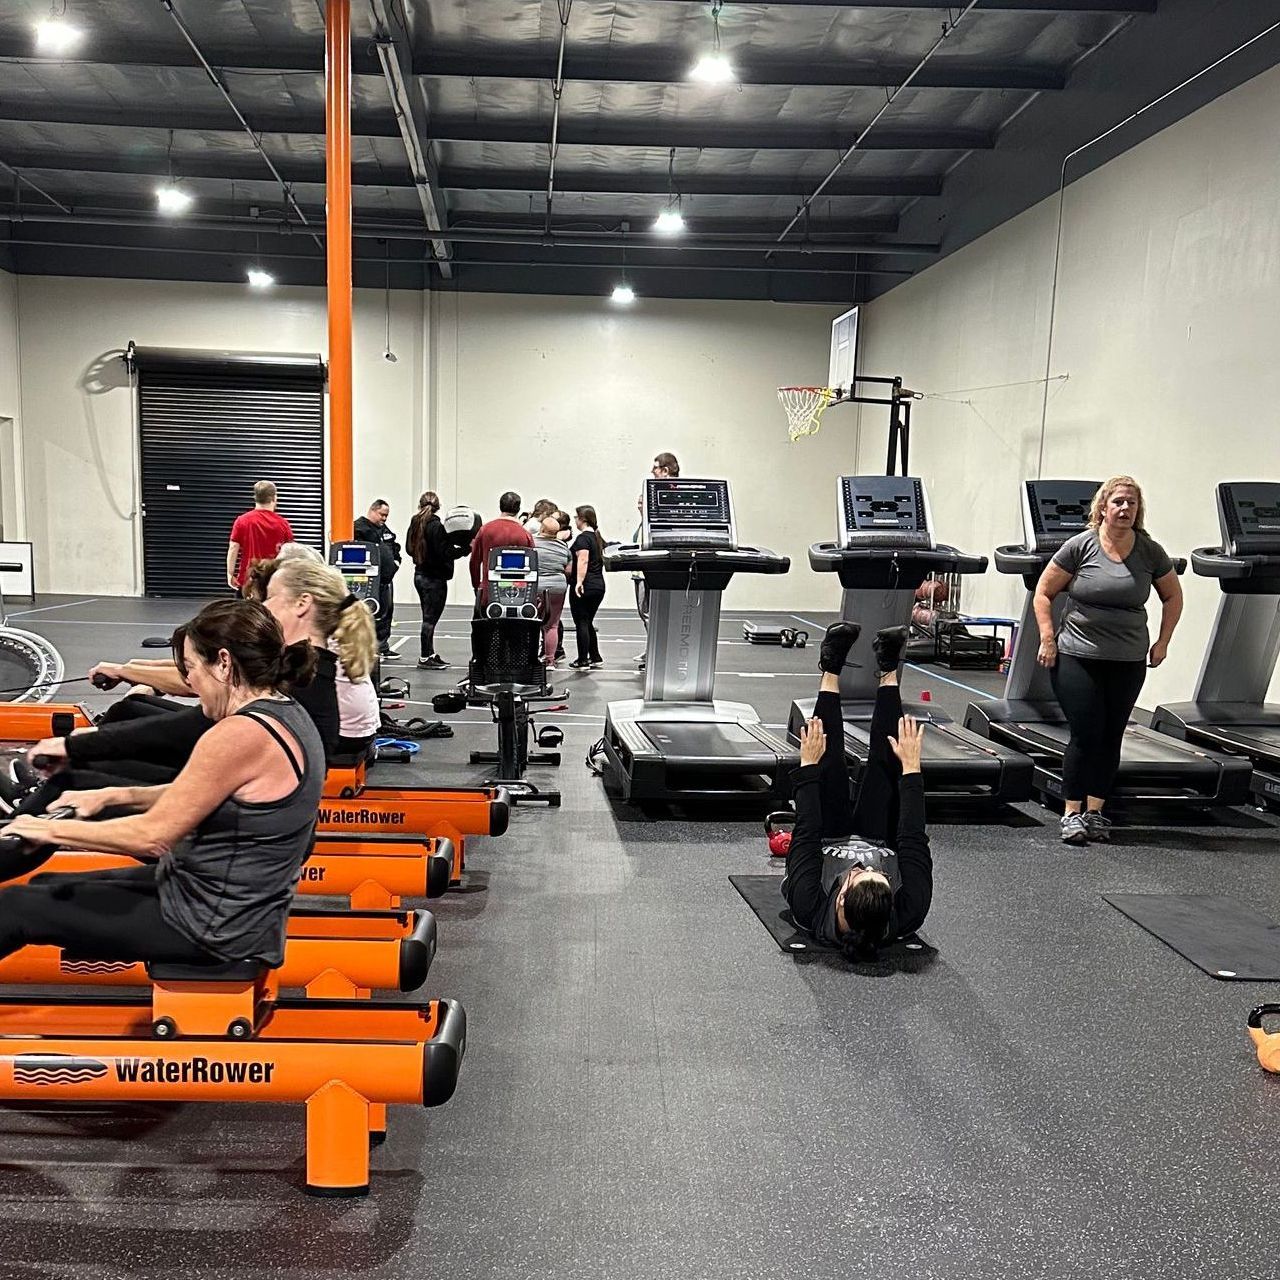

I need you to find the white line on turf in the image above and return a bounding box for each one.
[7,597,103,618]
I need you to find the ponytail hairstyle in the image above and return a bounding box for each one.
[1089,476,1146,532]
[576,504,605,560]
[171,599,316,693]
[407,490,441,564]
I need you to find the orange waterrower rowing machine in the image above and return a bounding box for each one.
[0,906,437,997]
[0,962,466,1196]
[27,841,447,910]
[321,761,510,882]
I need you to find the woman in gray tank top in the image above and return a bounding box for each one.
[0,600,325,969]
[1033,475,1183,846]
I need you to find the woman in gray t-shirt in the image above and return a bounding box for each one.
[1032,475,1183,845]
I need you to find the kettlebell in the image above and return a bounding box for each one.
[764,809,795,858]
[1248,1004,1280,1072]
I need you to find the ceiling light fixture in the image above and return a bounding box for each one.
[155,184,193,216]
[246,268,275,289]
[35,2,81,55]
[611,284,636,305]
[690,1,734,83]
[653,148,686,236]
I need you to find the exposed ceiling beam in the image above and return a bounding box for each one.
[634,0,1155,10]
[0,36,1065,92]
[0,153,945,200]
[1,207,939,256]
[368,0,451,274]
[0,105,993,151]
[414,52,1065,92]
[451,212,902,235]
[443,169,944,198]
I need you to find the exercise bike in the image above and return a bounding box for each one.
[433,549,565,808]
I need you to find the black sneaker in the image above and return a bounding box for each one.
[819,622,861,675]
[379,648,402,663]
[1083,811,1112,843]
[417,655,449,670]
[589,658,605,669]
[872,625,909,673]
[567,659,592,670]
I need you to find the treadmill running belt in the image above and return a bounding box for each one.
[1104,893,1280,980]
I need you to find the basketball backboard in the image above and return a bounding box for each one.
[828,306,859,391]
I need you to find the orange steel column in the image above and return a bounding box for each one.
[325,0,354,543]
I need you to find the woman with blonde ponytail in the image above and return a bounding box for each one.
[256,550,381,761]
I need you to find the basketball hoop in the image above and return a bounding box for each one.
[777,385,836,442]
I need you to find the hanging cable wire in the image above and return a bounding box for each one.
[544,0,574,234]
[775,1,981,248]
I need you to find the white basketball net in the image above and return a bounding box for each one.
[777,385,835,442]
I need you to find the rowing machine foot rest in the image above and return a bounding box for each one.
[145,960,273,1039]
[305,1079,371,1196]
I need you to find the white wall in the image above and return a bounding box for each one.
[0,268,24,542]
[428,291,841,610]
[16,276,423,598]
[14,275,842,609]
[858,61,1280,705]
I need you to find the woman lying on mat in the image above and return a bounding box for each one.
[0,599,324,966]
[12,550,376,815]
[781,622,933,958]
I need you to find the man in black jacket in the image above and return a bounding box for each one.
[354,499,402,660]
[782,622,933,956]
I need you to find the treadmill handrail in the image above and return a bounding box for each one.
[995,545,1187,576]
[603,544,791,574]
[809,542,988,575]
[1190,546,1271,579]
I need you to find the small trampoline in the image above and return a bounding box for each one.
[0,628,66,704]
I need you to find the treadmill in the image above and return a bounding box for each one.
[599,478,796,804]
[786,475,1034,803]
[963,479,1252,806]
[1152,481,1280,809]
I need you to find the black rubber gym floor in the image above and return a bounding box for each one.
[1,594,1278,1279]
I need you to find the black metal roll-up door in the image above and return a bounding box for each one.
[132,347,326,598]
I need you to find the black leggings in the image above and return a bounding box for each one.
[1050,653,1146,803]
[815,683,902,845]
[569,587,605,664]
[414,572,448,659]
[0,866,216,965]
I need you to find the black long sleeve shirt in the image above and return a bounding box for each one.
[783,764,933,943]
[411,514,465,581]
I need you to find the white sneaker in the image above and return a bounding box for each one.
[1060,812,1089,846]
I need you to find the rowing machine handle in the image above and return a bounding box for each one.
[92,673,122,690]
[0,805,78,856]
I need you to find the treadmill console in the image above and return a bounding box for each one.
[642,478,736,550]
[836,476,932,549]
[1217,482,1280,557]
[1020,480,1098,552]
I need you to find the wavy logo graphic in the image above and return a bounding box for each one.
[11,1053,109,1086]
[59,959,135,975]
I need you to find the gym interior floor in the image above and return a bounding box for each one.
[2,593,1278,1279]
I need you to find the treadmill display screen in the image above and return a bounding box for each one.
[647,480,730,525]
[495,549,534,574]
[1023,481,1098,551]
[643,478,734,550]
[836,476,931,548]
[1218,482,1280,555]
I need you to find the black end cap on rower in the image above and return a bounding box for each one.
[489,789,512,837]
[422,999,466,1106]
[304,1181,370,1199]
[397,910,438,992]
[425,843,452,898]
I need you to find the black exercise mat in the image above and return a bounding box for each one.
[1104,893,1280,980]
[730,874,934,960]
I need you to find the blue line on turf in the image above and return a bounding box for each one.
[905,663,995,701]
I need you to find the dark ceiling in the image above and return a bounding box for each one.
[0,0,1276,304]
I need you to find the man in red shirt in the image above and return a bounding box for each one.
[470,491,534,610]
[227,480,294,592]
